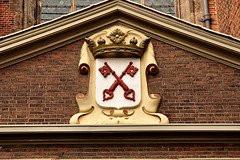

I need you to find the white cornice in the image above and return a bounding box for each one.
[0,0,240,69]
[1,124,240,133]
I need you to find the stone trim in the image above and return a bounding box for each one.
[0,124,240,145]
[0,0,240,70]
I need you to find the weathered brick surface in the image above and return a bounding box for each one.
[0,40,86,124]
[0,0,40,36]
[1,1,240,159]
[0,39,240,124]
[0,144,239,159]
[207,0,218,31]
[0,30,240,160]
[0,0,15,36]
[151,40,240,123]
[216,0,240,38]
[208,0,240,38]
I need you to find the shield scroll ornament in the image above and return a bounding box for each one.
[69,26,169,124]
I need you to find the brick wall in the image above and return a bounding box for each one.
[0,144,240,159]
[0,0,15,36]
[0,39,240,124]
[216,0,240,38]
[151,40,240,123]
[208,0,218,31]
[177,0,240,38]
[0,0,40,37]
[0,40,85,124]
[0,38,240,159]
[208,0,240,38]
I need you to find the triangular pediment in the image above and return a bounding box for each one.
[0,0,240,69]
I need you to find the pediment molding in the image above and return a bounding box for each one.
[0,0,240,69]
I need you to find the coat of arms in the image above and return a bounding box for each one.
[70,26,169,124]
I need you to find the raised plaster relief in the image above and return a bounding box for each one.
[69,26,169,124]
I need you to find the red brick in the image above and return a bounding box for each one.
[0,144,238,159]
[0,39,239,125]
[208,0,240,38]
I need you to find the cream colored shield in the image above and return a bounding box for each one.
[96,58,141,109]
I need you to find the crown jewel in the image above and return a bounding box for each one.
[85,28,150,58]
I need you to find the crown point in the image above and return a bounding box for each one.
[98,37,106,45]
[130,37,138,45]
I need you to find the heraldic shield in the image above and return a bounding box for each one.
[70,26,169,124]
[96,58,141,109]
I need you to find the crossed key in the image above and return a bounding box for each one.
[99,61,139,101]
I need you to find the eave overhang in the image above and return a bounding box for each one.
[0,0,240,70]
[0,124,240,144]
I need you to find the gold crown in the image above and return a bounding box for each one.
[85,28,150,58]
